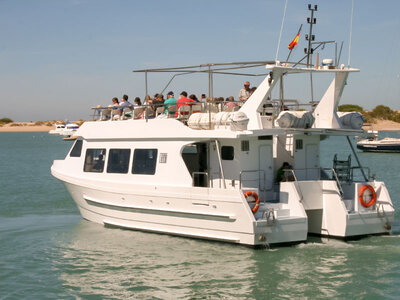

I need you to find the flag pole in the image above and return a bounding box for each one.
[286,24,303,62]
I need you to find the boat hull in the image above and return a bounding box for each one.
[356,144,400,153]
[57,178,307,247]
[298,181,395,238]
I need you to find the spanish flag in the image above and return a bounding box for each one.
[288,33,300,50]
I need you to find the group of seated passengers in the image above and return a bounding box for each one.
[107,90,254,120]
[107,95,142,119]
[144,91,201,118]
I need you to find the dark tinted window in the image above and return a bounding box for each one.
[70,140,83,157]
[132,149,158,175]
[221,146,234,160]
[296,139,303,150]
[107,149,130,173]
[84,149,106,172]
[258,135,272,140]
[241,140,249,151]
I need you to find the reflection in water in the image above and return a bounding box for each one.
[56,220,257,299]
[252,237,400,299]
[54,221,400,299]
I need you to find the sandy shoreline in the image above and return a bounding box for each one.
[0,123,53,132]
[1,119,400,132]
[362,120,400,131]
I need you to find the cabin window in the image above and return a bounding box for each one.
[295,139,303,150]
[241,140,250,151]
[84,149,106,173]
[258,135,272,140]
[132,149,158,175]
[221,146,234,160]
[107,149,131,173]
[70,140,82,157]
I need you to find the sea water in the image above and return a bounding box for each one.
[0,132,399,299]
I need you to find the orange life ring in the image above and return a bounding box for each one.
[359,184,376,208]
[244,191,260,213]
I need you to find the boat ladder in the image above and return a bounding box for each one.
[262,208,276,226]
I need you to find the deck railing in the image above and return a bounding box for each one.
[91,98,309,124]
[239,170,267,203]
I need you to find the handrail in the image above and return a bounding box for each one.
[284,169,304,203]
[192,172,209,187]
[214,139,226,189]
[351,166,371,181]
[92,98,316,123]
[321,167,344,196]
[239,169,266,204]
[91,101,230,122]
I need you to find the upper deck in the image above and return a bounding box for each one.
[83,60,364,140]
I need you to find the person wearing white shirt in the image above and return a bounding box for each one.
[239,81,251,101]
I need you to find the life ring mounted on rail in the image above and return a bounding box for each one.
[359,184,376,208]
[244,191,260,213]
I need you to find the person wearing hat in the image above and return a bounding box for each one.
[163,91,177,117]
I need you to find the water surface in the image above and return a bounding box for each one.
[0,132,399,299]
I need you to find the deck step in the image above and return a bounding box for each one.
[255,208,291,219]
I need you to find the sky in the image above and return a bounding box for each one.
[0,0,399,121]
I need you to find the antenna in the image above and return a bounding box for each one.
[348,0,355,66]
[304,4,318,67]
[275,0,288,63]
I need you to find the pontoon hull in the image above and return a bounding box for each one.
[296,181,395,238]
[58,178,308,247]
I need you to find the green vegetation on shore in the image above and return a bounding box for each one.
[0,118,13,124]
[338,104,400,123]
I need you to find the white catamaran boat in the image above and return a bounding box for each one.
[51,8,394,246]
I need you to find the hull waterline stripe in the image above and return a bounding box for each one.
[83,195,236,221]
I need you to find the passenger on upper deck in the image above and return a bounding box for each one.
[144,95,155,118]
[111,97,120,119]
[151,93,164,117]
[144,95,152,104]
[200,94,207,103]
[239,81,251,101]
[112,97,119,106]
[225,96,238,109]
[134,97,141,106]
[164,91,177,116]
[153,93,164,106]
[119,94,133,111]
[176,91,196,117]
[189,94,199,102]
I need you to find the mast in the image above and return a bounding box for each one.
[305,4,317,67]
[305,4,317,106]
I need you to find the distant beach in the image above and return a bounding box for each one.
[362,120,400,131]
[1,119,400,132]
[0,122,53,132]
